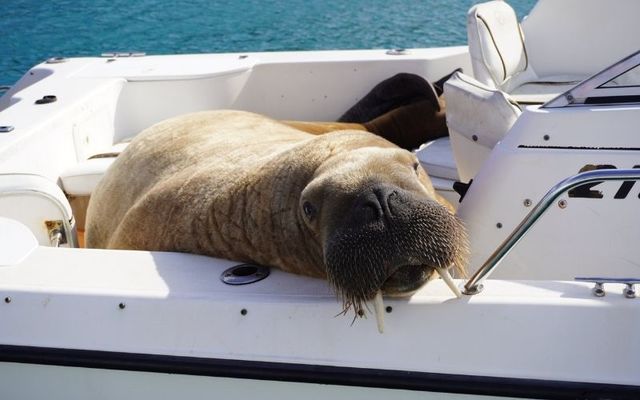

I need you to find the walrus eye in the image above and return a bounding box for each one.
[302,201,317,220]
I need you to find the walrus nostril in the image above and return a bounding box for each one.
[351,185,398,224]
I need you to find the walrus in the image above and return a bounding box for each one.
[86,110,468,328]
[284,71,461,150]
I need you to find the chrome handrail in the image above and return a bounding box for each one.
[463,168,640,295]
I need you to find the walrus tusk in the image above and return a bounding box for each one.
[436,267,462,298]
[373,290,385,334]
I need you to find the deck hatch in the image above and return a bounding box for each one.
[220,264,270,285]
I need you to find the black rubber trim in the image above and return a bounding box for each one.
[518,145,640,151]
[585,95,640,104]
[0,345,638,399]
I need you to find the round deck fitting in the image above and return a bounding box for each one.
[46,57,67,64]
[35,95,57,105]
[462,283,484,296]
[221,264,270,285]
[386,48,409,56]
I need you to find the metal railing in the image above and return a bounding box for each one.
[463,168,640,295]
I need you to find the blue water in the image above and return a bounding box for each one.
[2,0,536,86]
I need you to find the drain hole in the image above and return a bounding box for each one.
[232,265,258,277]
[221,264,270,285]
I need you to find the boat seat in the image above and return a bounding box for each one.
[0,174,76,247]
[60,157,118,197]
[467,0,640,104]
[59,140,131,197]
[415,137,460,206]
[59,141,131,241]
[443,71,521,183]
[416,138,458,181]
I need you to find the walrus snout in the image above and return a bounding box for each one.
[324,184,468,311]
[350,185,397,225]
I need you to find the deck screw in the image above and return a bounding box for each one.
[543,134,550,141]
[558,199,567,209]
[240,308,248,316]
[593,282,605,297]
[496,222,503,229]
[472,134,478,142]
[624,284,636,299]
[385,306,393,313]
[118,302,126,309]
[523,199,532,207]
[4,297,11,304]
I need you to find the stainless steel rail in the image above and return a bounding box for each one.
[463,168,640,295]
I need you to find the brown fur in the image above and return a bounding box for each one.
[86,110,466,310]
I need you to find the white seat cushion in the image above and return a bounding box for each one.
[508,80,581,104]
[415,137,459,181]
[444,71,521,182]
[444,72,521,149]
[521,0,640,80]
[467,0,527,88]
[60,158,117,196]
[59,140,131,196]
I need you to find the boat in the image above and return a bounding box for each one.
[0,0,639,398]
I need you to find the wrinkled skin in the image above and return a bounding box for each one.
[300,146,467,312]
[86,110,468,316]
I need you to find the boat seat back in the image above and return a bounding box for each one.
[444,71,521,183]
[468,0,640,104]
[467,0,527,89]
[521,0,640,80]
[0,174,75,247]
[60,158,118,197]
[59,139,131,197]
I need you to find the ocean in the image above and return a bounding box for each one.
[2,0,536,86]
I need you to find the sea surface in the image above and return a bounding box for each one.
[2,0,535,86]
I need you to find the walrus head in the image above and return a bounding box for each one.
[299,144,468,315]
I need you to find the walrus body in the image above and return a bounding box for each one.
[86,110,466,312]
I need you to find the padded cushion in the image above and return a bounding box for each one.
[508,80,580,104]
[521,0,640,79]
[444,72,521,149]
[60,158,116,196]
[59,140,131,196]
[467,0,527,88]
[415,137,459,181]
[444,71,522,182]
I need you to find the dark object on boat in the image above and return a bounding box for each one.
[338,71,461,150]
